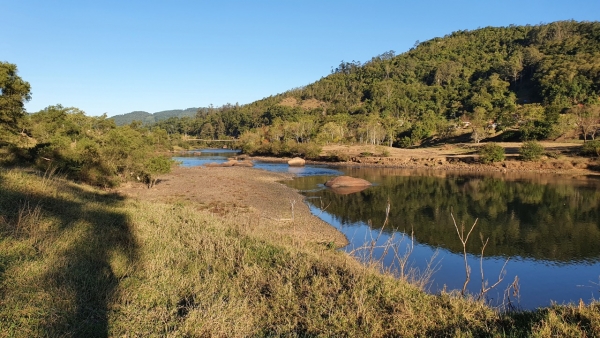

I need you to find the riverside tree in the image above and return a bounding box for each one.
[0,62,31,143]
[27,105,174,187]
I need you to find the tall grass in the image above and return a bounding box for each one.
[1,168,599,337]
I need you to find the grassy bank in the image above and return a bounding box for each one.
[1,168,599,337]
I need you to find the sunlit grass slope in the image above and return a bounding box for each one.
[0,168,599,337]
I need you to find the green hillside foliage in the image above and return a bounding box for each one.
[110,110,153,125]
[151,21,600,154]
[111,108,200,126]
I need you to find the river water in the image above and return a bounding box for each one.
[176,150,600,310]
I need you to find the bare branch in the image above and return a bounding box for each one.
[452,213,478,296]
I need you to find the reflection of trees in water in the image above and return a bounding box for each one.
[300,175,600,262]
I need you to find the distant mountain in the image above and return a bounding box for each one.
[110,108,199,126]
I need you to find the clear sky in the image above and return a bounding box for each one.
[3,0,600,116]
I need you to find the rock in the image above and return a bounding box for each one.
[234,160,253,167]
[221,160,237,167]
[325,176,371,188]
[205,160,240,167]
[288,157,306,167]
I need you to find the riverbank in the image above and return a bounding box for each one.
[250,142,598,176]
[2,167,599,336]
[117,166,348,248]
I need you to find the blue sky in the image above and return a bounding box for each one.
[3,0,600,116]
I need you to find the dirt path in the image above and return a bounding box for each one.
[117,166,348,247]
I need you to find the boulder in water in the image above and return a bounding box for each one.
[288,157,306,167]
[325,176,371,188]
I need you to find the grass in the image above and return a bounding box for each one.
[1,168,599,337]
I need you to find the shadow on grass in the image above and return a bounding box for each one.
[0,171,137,337]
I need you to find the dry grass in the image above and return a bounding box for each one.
[1,168,599,337]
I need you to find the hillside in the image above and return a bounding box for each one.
[150,21,600,153]
[110,107,200,126]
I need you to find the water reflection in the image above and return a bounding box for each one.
[290,170,600,262]
[286,169,600,309]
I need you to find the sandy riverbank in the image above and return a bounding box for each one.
[252,142,600,176]
[117,166,349,247]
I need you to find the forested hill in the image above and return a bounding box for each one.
[155,21,600,149]
[111,108,199,126]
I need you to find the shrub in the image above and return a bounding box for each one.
[520,141,545,161]
[325,151,350,162]
[479,143,505,163]
[377,146,391,157]
[142,155,174,188]
[302,143,322,160]
[581,140,600,157]
[399,136,413,148]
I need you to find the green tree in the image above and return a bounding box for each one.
[0,62,31,141]
[479,143,505,163]
[520,140,545,161]
[143,155,174,188]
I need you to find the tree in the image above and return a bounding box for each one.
[572,105,600,141]
[0,62,31,140]
[479,143,505,163]
[520,141,545,161]
[143,155,173,188]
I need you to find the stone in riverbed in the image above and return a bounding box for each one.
[324,176,371,188]
[221,160,237,167]
[288,157,306,167]
[234,160,253,167]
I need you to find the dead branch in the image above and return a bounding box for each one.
[478,234,509,300]
[451,213,478,296]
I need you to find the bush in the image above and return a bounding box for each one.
[325,151,350,162]
[142,155,174,188]
[581,140,600,157]
[300,143,322,160]
[377,146,391,157]
[399,136,413,148]
[479,143,505,163]
[520,141,545,161]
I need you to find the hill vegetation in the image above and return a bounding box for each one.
[110,107,200,126]
[145,21,600,158]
